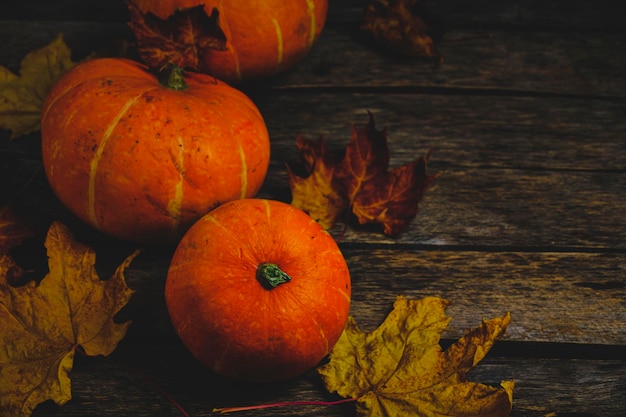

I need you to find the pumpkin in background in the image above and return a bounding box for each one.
[166,199,351,382]
[129,0,328,84]
[41,58,270,243]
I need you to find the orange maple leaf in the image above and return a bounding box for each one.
[128,2,226,72]
[288,113,437,235]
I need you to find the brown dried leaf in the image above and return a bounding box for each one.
[361,0,444,59]
[353,151,436,235]
[0,222,138,417]
[336,116,390,204]
[128,2,227,72]
[288,113,437,235]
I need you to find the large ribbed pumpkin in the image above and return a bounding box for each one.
[166,199,351,382]
[41,58,270,243]
[129,0,328,84]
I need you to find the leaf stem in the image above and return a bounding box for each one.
[213,398,356,414]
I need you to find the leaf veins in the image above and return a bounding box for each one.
[318,295,514,417]
[0,222,138,417]
[128,2,227,73]
[288,112,437,235]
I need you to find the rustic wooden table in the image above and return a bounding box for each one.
[2,0,625,416]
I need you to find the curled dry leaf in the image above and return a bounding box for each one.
[361,0,444,59]
[0,34,75,139]
[128,2,227,72]
[0,222,138,417]
[318,295,514,417]
[288,112,437,235]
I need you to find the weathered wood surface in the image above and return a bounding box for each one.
[2,0,625,416]
[2,23,626,98]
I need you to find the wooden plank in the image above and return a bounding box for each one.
[278,26,626,97]
[4,0,624,32]
[251,93,626,248]
[253,93,626,171]
[327,0,626,31]
[113,248,626,346]
[256,167,626,249]
[4,91,623,172]
[29,343,626,416]
[1,22,625,97]
[342,248,626,345]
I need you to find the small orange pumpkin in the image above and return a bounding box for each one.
[41,58,270,243]
[165,199,351,382]
[129,0,328,84]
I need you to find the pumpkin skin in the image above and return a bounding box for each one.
[130,0,328,84]
[165,199,351,382]
[41,58,270,243]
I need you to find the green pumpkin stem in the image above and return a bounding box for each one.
[161,64,188,91]
[256,263,292,290]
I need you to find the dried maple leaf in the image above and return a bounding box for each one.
[318,296,514,417]
[0,34,75,139]
[288,113,437,235]
[287,135,347,230]
[351,150,434,235]
[0,222,138,417]
[128,2,227,72]
[361,0,444,59]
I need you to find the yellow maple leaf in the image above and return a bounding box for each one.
[0,222,138,417]
[287,135,347,229]
[318,295,514,417]
[0,34,75,139]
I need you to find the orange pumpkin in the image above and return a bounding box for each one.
[165,199,351,382]
[129,0,328,84]
[41,58,270,243]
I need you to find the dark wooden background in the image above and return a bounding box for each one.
[1,0,625,416]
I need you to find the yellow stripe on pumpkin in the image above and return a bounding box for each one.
[88,90,154,227]
[238,142,248,199]
[166,135,185,229]
[306,0,316,46]
[271,18,284,64]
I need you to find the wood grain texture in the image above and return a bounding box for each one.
[342,249,626,344]
[256,166,626,249]
[2,0,625,416]
[277,27,626,97]
[2,23,626,97]
[29,346,626,417]
[97,247,626,346]
[254,93,626,171]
